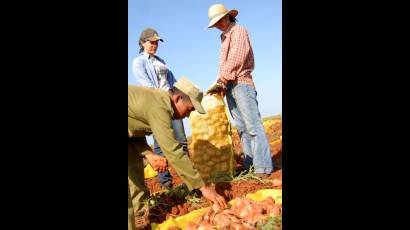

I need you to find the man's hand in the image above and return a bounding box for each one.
[145,154,167,173]
[206,82,223,95]
[199,185,227,210]
[217,77,228,86]
[206,79,227,96]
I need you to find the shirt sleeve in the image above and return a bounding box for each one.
[133,138,153,156]
[219,27,251,81]
[133,57,156,88]
[146,107,205,190]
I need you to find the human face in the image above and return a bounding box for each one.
[213,15,230,31]
[142,40,159,56]
[174,95,195,119]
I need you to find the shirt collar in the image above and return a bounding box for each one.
[221,22,236,40]
[167,91,176,119]
[142,52,157,61]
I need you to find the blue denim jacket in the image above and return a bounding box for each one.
[132,52,176,88]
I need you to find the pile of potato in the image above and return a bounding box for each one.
[263,118,282,160]
[189,94,234,181]
[185,196,281,230]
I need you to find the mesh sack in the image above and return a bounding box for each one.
[189,93,234,182]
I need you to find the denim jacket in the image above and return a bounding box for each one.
[132,52,176,89]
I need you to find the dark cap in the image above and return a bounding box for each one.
[139,28,164,42]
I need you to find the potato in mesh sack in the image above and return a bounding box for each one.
[189,93,234,182]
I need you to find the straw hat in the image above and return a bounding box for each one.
[207,4,238,28]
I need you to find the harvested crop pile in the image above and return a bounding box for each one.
[185,196,281,230]
[263,118,282,160]
[232,117,282,162]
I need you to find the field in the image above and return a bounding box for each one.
[143,115,282,229]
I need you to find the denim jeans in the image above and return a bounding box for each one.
[153,119,188,185]
[226,83,273,174]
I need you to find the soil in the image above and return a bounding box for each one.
[143,118,283,227]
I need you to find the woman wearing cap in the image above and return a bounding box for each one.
[132,28,188,189]
[206,4,274,178]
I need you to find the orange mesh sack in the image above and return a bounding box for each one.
[189,93,234,182]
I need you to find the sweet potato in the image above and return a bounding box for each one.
[185,222,196,230]
[186,196,281,230]
[196,222,216,230]
[230,222,245,230]
[271,204,282,216]
[213,213,232,228]
[250,203,264,215]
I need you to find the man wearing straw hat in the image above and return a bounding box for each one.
[128,77,227,230]
[206,4,274,179]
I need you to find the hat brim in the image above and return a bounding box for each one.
[190,97,206,114]
[147,37,164,42]
[207,9,238,28]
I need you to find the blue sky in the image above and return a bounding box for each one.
[129,0,281,138]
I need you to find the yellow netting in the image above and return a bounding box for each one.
[152,189,282,230]
[188,93,234,182]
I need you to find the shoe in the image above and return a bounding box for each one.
[255,173,270,179]
[160,181,172,190]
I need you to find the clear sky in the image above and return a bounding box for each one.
[128,0,281,139]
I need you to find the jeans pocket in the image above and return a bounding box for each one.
[245,86,257,100]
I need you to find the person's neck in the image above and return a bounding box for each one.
[144,51,154,57]
[170,100,180,119]
[223,22,233,31]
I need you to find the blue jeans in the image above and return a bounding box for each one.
[226,83,273,174]
[153,119,188,185]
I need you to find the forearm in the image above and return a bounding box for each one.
[149,111,206,190]
[163,146,206,190]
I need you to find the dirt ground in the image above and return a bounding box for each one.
[143,118,282,227]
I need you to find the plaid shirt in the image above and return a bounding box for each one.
[219,23,255,87]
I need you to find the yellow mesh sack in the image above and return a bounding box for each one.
[188,93,234,182]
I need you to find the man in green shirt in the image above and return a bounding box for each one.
[128,77,227,230]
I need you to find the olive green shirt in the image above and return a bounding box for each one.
[128,86,205,190]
